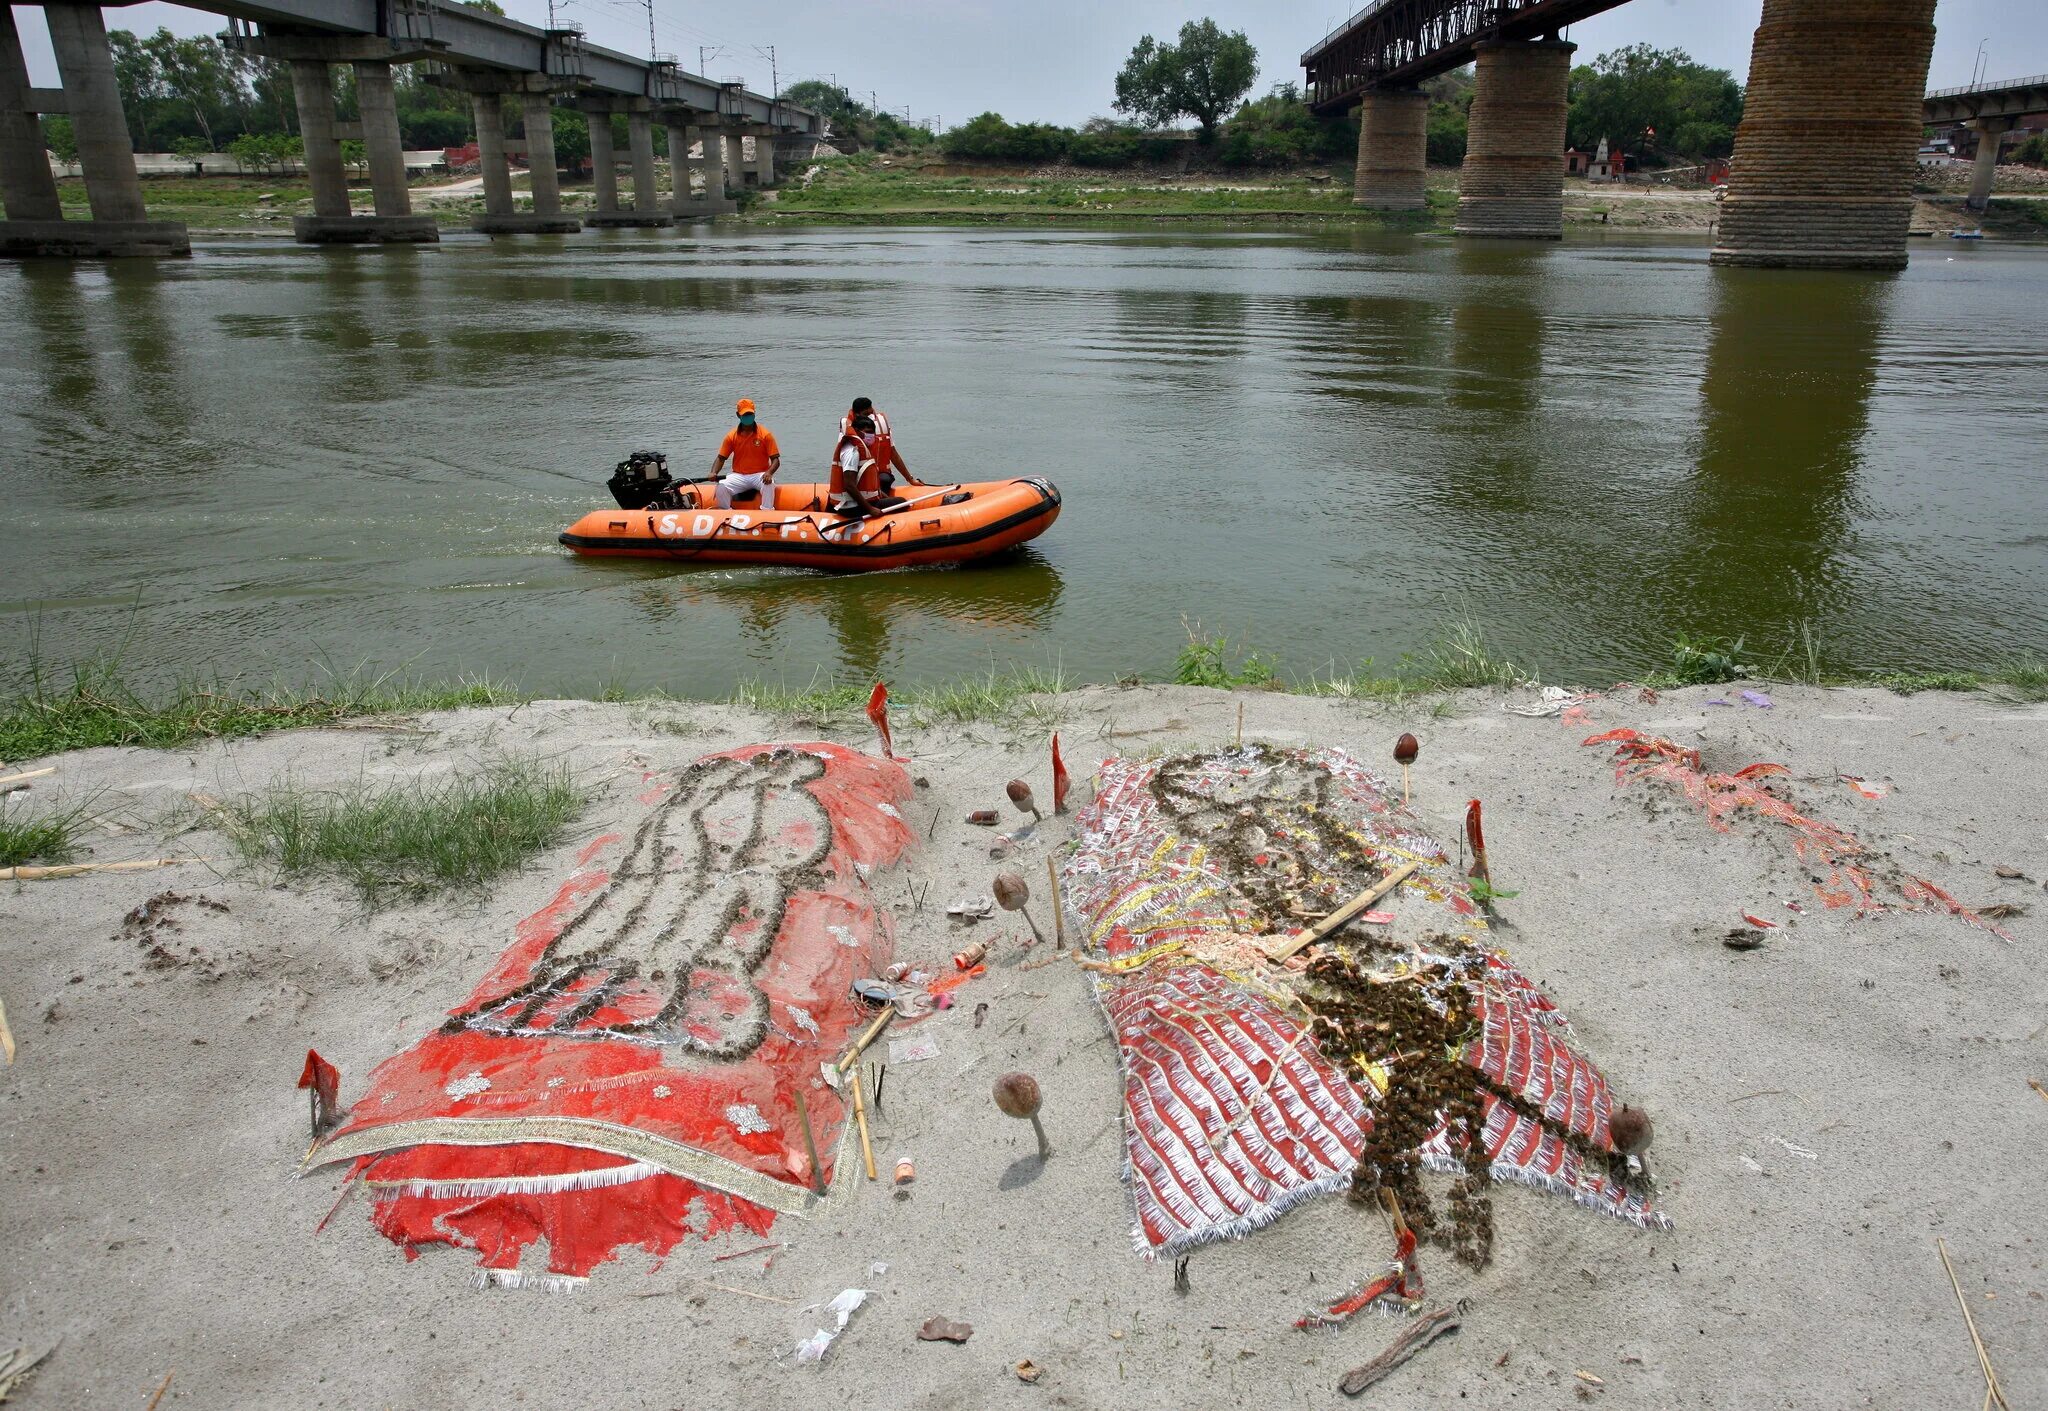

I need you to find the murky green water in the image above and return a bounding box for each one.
[2,226,2043,697]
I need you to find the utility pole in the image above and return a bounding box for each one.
[641,0,656,60]
[755,44,778,100]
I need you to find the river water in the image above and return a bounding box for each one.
[2,226,2044,698]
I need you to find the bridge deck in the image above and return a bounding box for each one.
[1302,0,1629,111]
[195,0,816,130]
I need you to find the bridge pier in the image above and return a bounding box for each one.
[1,3,186,257]
[746,128,777,188]
[622,110,672,225]
[1454,38,1574,239]
[444,70,581,235]
[1353,87,1427,210]
[1966,118,2013,212]
[1712,0,1936,270]
[667,116,733,219]
[580,98,666,227]
[230,34,436,244]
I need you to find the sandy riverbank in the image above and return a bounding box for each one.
[1,681,2042,1409]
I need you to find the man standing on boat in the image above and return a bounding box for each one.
[839,397,918,489]
[713,398,782,510]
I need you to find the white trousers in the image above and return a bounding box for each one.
[716,473,773,509]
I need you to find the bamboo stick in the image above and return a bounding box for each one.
[1936,1237,2010,1411]
[1046,855,1066,951]
[0,857,210,882]
[0,996,14,1065]
[792,1088,827,1197]
[835,1008,893,1075]
[1266,861,1420,963]
[0,767,55,791]
[850,1061,877,1181]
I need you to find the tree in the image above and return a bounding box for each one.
[1114,19,1256,143]
[141,28,247,150]
[1566,45,1742,161]
[1218,83,1352,167]
[41,115,77,163]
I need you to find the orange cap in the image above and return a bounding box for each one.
[736,398,756,415]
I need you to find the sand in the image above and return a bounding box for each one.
[1,681,2042,1409]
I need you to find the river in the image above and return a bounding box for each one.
[2,225,2044,698]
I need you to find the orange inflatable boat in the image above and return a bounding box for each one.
[560,457,1060,571]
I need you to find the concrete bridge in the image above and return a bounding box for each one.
[0,0,821,257]
[1924,73,2048,212]
[1307,0,1962,270]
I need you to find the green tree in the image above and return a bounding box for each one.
[1218,83,1351,167]
[940,111,1070,163]
[140,28,248,150]
[41,114,77,163]
[1566,45,1743,161]
[1422,66,1473,164]
[1114,18,1257,143]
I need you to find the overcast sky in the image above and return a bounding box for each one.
[11,0,2044,129]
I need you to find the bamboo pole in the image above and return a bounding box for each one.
[1046,854,1066,951]
[850,1061,877,1181]
[1266,861,1420,963]
[792,1088,827,1196]
[0,858,210,882]
[1936,1237,2010,1411]
[0,767,56,791]
[835,1008,892,1076]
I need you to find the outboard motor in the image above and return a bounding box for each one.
[607,449,680,510]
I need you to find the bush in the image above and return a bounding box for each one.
[1217,83,1352,168]
[941,112,1071,163]
[1426,105,1468,164]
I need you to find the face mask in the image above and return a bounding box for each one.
[738,415,756,430]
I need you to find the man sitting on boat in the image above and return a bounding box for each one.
[830,415,906,519]
[839,396,918,488]
[712,398,781,510]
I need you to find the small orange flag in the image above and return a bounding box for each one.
[1051,732,1070,815]
[866,682,894,759]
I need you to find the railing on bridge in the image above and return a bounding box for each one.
[1927,74,2048,100]
[1302,0,1628,112]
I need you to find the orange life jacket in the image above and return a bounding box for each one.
[840,410,895,474]
[829,430,882,498]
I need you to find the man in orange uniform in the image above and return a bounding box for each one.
[838,396,918,489]
[828,415,905,518]
[713,398,781,510]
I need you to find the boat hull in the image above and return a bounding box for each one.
[560,477,1060,571]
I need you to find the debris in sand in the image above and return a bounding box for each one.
[966,809,999,826]
[1739,690,1773,709]
[144,1370,173,1410]
[1501,685,1583,718]
[946,893,995,919]
[0,766,55,793]
[1723,928,1768,951]
[1741,912,1779,930]
[1936,1238,2012,1411]
[1583,728,2011,938]
[1264,861,1419,963]
[894,1155,915,1185]
[1842,776,1889,800]
[1336,1301,1465,1396]
[795,1287,869,1364]
[1051,733,1070,814]
[1012,1358,1042,1384]
[4,857,207,881]
[0,998,12,1065]
[917,1316,972,1343]
[1980,902,2028,920]
[951,940,988,970]
[888,1032,938,1065]
[0,1346,52,1402]
[1993,865,2029,881]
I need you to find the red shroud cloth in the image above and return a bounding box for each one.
[310,743,914,1278]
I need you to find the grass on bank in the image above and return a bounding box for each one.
[0,661,520,763]
[730,663,1069,729]
[0,795,95,867]
[222,757,584,905]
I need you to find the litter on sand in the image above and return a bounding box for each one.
[1739,690,1773,708]
[794,1287,869,1364]
[946,894,995,919]
[888,1032,940,1065]
[917,1316,973,1343]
